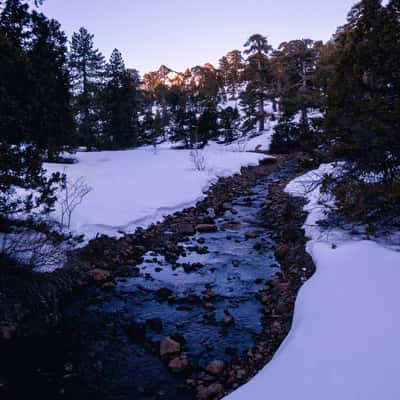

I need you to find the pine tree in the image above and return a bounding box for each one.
[219,106,240,142]
[101,49,140,149]
[0,0,31,143]
[240,82,258,132]
[270,39,323,152]
[0,0,30,47]
[244,34,273,132]
[0,1,66,263]
[69,27,105,150]
[324,0,400,224]
[225,50,245,99]
[28,11,74,160]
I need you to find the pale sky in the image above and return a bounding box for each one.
[41,0,357,74]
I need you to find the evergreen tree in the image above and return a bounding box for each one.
[0,0,30,47]
[223,50,245,99]
[101,49,140,149]
[28,11,74,160]
[197,105,218,146]
[240,82,258,132]
[0,1,67,264]
[270,39,323,152]
[69,27,105,150]
[244,34,273,132]
[324,0,400,223]
[0,0,31,143]
[219,106,240,142]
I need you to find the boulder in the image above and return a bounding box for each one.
[195,224,218,233]
[245,232,259,240]
[160,337,181,357]
[205,360,225,376]
[197,382,223,399]
[88,268,111,282]
[168,355,189,373]
[231,259,240,268]
[176,223,196,235]
[155,287,173,300]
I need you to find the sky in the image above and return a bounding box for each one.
[41,0,357,74]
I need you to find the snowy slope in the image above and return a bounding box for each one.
[45,147,267,239]
[225,165,400,400]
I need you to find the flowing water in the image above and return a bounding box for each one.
[1,164,293,400]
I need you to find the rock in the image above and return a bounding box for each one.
[195,224,218,233]
[221,222,240,231]
[260,157,277,165]
[253,242,263,251]
[195,246,209,255]
[182,262,204,273]
[204,302,216,311]
[203,289,216,301]
[204,311,216,323]
[245,232,259,240]
[205,360,225,376]
[222,202,232,210]
[223,309,234,326]
[125,321,146,343]
[184,294,202,304]
[197,382,223,399]
[155,287,173,300]
[165,251,179,264]
[236,368,247,380]
[88,268,111,282]
[282,226,299,242]
[160,337,181,357]
[176,223,196,235]
[146,318,163,332]
[276,302,291,315]
[275,244,290,260]
[168,355,189,373]
[101,282,116,291]
[231,259,240,268]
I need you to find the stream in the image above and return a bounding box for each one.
[1,161,294,400]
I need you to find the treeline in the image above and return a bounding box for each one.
[0,0,333,156]
[141,36,329,148]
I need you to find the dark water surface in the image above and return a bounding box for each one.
[1,165,294,400]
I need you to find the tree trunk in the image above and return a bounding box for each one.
[258,97,265,132]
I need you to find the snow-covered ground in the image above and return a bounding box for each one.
[45,146,268,239]
[226,165,400,400]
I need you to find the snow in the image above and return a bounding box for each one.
[45,147,268,239]
[225,164,400,400]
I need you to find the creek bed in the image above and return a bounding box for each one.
[60,168,288,400]
[0,162,296,400]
